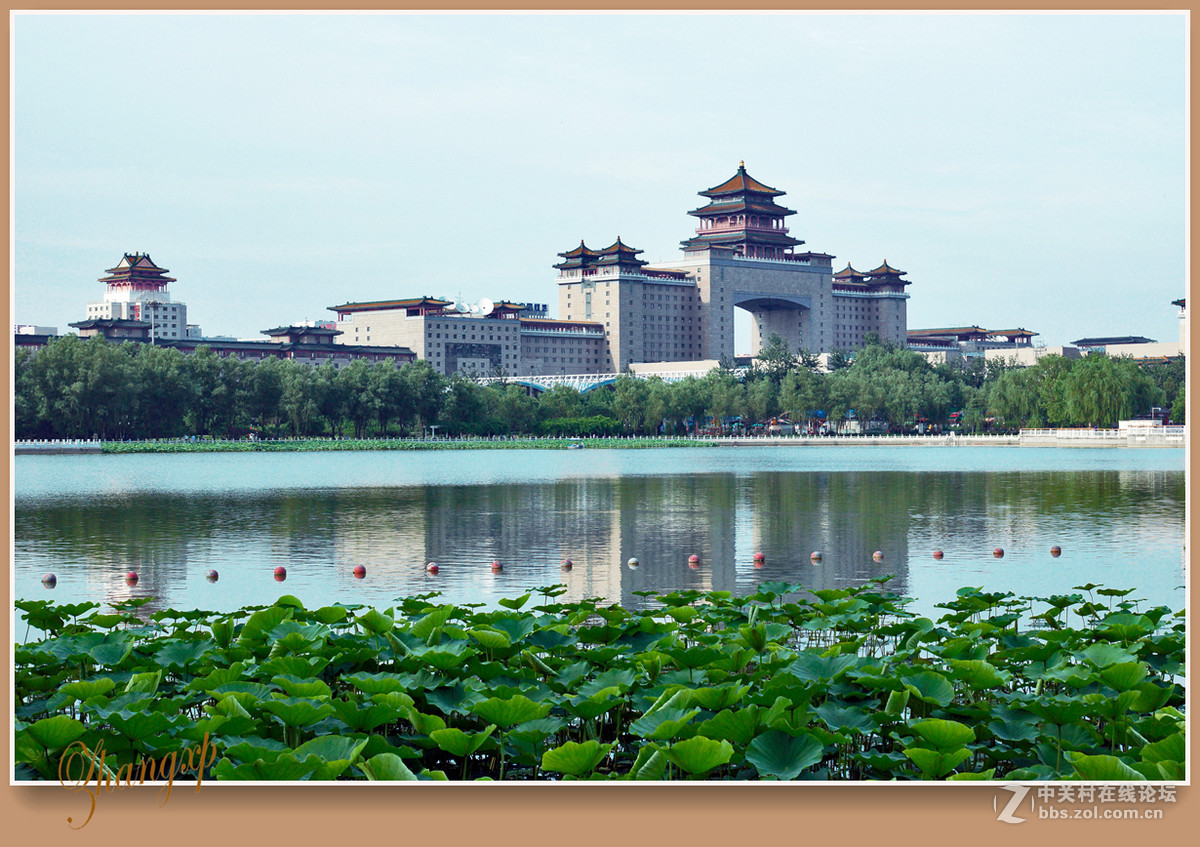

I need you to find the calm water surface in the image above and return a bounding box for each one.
[12,447,1186,624]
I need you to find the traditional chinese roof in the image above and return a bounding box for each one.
[907,327,990,340]
[865,261,906,278]
[69,318,152,330]
[595,237,648,269]
[1071,336,1157,347]
[988,329,1037,339]
[1172,298,1186,308]
[554,240,603,270]
[261,325,343,339]
[99,253,176,286]
[328,297,452,314]
[700,162,785,198]
[688,199,797,218]
[834,264,866,280]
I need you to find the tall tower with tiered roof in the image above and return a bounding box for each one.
[83,253,190,340]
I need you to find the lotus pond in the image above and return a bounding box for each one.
[14,580,1186,782]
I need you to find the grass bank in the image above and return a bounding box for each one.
[101,436,715,454]
[15,581,1184,782]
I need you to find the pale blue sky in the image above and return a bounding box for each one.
[13,12,1187,350]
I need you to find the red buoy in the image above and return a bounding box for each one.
[810,551,822,562]
[206,570,219,582]
[41,573,57,587]
[688,554,700,564]
[353,565,366,579]
[274,566,287,577]
[993,548,1004,558]
[561,558,573,570]
[932,550,944,560]
[491,560,503,572]
[1050,545,1062,557]
[125,571,139,585]
[753,552,765,562]
[426,562,439,574]
[872,551,883,561]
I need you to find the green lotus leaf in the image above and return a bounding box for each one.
[497,593,531,610]
[1140,732,1185,765]
[911,719,975,750]
[274,595,306,609]
[488,616,537,644]
[312,605,349,625]
[541,740,614,776]
[630,708,701,741]
[947,660,1011,689]
[58,678,117,702]
[153,638,217,670]
[107,709,180,740]
[409,641,475,671]
[746,730,824,780]
[468,628,512,651]
[272,675,332,699]
[904,745,973,778]
[577,668,637,699]
[24,715,87,751]
[901,671,955,707]
[213,752,321,781]
[430,725,497,758]
[1068,753,1146,781]
[360,752,419,781]
[1080,643,1139,668]
[261,697,335,728]
[424,682,485,716]
[987,713,1040,743]
[237,606,293,646]
[786,652,859,682]
[87,633,135,667]
[662,736,734,776]
[690,684,751,711]
[186,664,248,693]
[946,769,996,780]
[815,703,875,733]
[697,707,760,747]
[223,737,290,765]
[884,689,910,717]
[409,605,455,639]
[627,745,668,780]
[212,682,272,703]
[666,645,724,670]
[469,694,551,728]
[566,692,622,720]
[1129,681,1174,714]
[329,696,408,733]
[1099,662,1148,692]
[292,736,369,779]
[343,671,409,695]
[1026,697,1088,726]
[357,609,395,636]
[123,670,162,695]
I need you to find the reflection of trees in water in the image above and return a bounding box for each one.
[15,470,1185,611]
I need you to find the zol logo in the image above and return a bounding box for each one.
[994,784,1032,824]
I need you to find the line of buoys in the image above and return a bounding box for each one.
[125,571,139,585]
[206,570,219,582]
[1050,545,1062,557]
[426,562,439,574]
[353,564,366,579]
[41,573,56,588]
[932,550,944,560]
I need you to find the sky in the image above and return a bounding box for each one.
[11,12,1188,352]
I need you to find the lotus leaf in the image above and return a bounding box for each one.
[430,725,497,758]
[24,715,87,751]
[904,746,973,779]
[630,708,701,740]
[661,736,734,777]
[360,752,419,780]
[541,740,613,776]
[697,707,760,747]
[746,730,824,780]
[261,697,334,728]
[911,719,975,750]
[1068,752,1146,781]
[470,694,551,728]
[900,671,955,707]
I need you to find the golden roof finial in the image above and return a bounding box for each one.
[739,160,745,169]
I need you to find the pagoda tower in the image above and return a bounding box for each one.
[83,253,190,340]
[680,162,803,259]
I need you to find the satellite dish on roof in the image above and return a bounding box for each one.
[478,298,494,316]
[446,301,458,313]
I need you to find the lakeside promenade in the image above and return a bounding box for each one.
[13,427,1186,454]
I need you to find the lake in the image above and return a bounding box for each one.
[11,446,1187,625]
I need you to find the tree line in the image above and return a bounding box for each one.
[13,333,1183,441]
